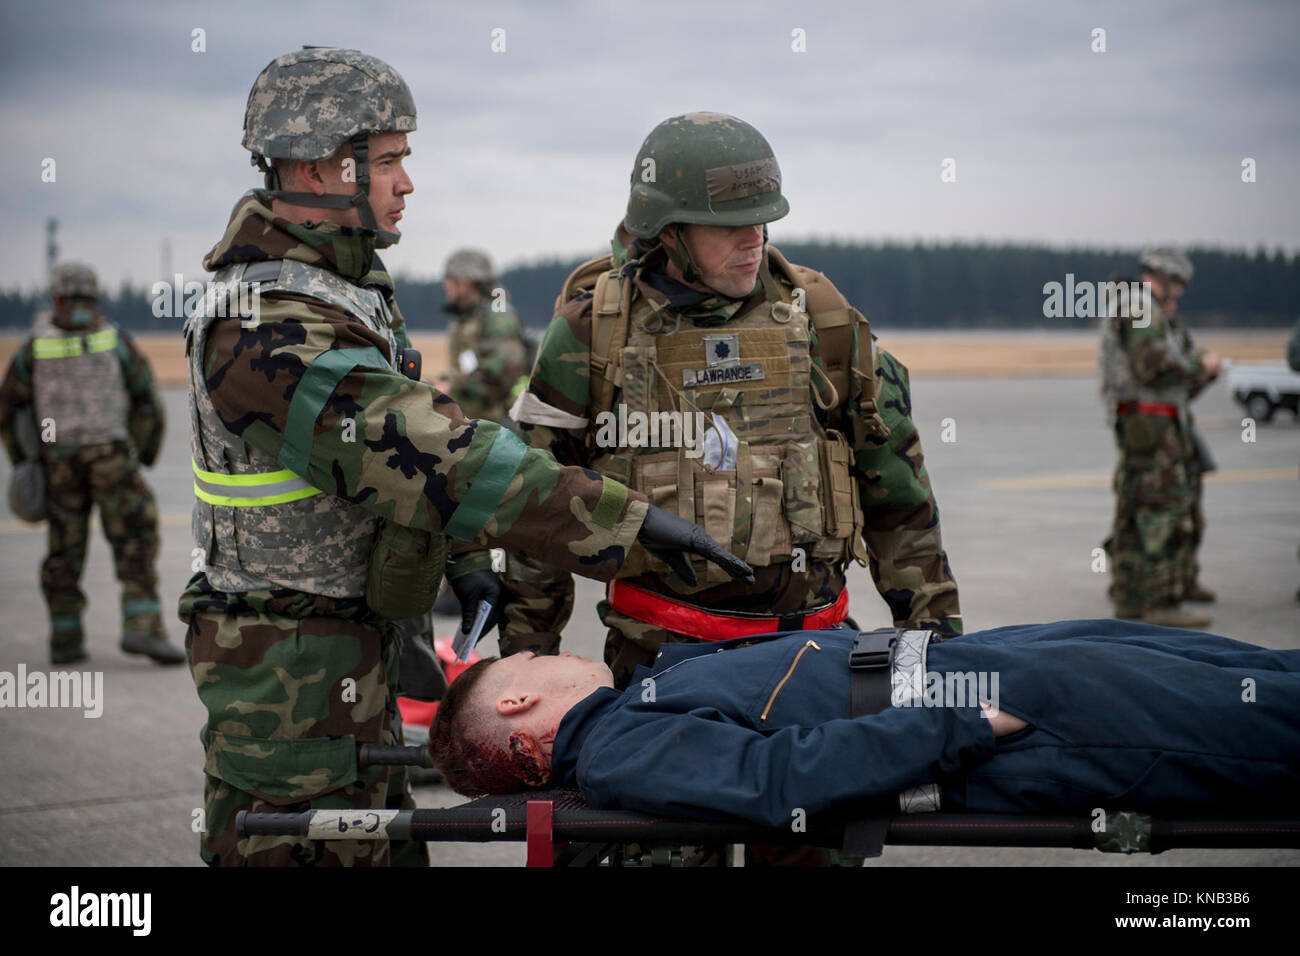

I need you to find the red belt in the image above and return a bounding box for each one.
[1117,401,1178,418]
[608,580,850,642]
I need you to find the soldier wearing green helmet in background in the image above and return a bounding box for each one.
[503,111,961,684]
[0,262,182,666]
[181,54,751,867]
[437,248,530,427]
[1099,246,1221,627]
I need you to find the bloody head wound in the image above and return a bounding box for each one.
[427,657,529,795]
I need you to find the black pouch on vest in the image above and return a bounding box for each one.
[365,521,447,620]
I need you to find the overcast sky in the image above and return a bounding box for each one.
[2,0,1297,292]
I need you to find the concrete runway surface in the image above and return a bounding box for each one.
[1,374,1296,866]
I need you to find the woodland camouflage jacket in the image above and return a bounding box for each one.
[182,192,648,613]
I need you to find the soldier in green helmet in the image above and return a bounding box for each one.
[0,262,182,665]
[1099,247,1221,627]
[182,53,751,867]
[503,111,962,683]
[438,248,530,426]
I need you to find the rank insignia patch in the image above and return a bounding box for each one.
[702,333,739,368]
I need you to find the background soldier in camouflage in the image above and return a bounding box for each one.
[1161,258,1219,605]
[1099,248,1220,627]
[0,262,182,665]
[438,248,529,425]
[501,113,961,686]
[185,51,749,867]
[430,247,530,616]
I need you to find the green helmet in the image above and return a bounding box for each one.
[444,248,495,283]
[1140,247,1194,285]
[624,112,789,239]
[243,47,417,245]
[48,262,98,300]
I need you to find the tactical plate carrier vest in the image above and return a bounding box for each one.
[30,315,130,448]
[185,259,400,598]
[566,247,889,585]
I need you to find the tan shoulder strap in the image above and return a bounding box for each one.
[764,247,889,437]
[553,253,615,314]
[553,253,626,417]
[588,265,628,416]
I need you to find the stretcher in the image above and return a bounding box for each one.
[237,746,1300,866]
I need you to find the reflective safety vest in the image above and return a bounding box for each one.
[185,258,400,598]
[556,246,890,586]
[29,315,130,447]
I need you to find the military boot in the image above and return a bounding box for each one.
[50,618,87,666]
[121,614,186,665]
[50,638,88,666]
[1141,605,1212,629]
[1183,583,1216,603]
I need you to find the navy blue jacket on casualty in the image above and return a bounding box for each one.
[549,620,1300,828]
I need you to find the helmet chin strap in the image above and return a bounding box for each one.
[665,224,702,284]
[257,133,401,247]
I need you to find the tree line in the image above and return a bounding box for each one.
[2,241,1294,333]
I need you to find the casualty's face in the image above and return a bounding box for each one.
[494,651,614,701]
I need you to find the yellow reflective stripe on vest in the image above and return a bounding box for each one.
[85,329,118,353]
[33,337,84,359]
[191,459,322,507]
[31,329,117,359]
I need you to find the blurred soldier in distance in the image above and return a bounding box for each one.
[1099,247,1221,628]
[0,262,183,665]
[438,248,530,427]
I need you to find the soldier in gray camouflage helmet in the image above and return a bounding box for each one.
[432,245,530,616]
[181,53,751,868]
[243,47,417,248]
[0,262,181,665]
[1139,248,1220,607]
[438,247,529,424]
[48,262,99,299]
[1139,247,1194,286]
[1099,246,1220,627]
[444,248,495,284]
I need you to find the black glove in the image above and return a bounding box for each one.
[636,504,755,587]
[448,569,505,636]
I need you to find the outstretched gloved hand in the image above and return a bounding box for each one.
[448,569,505,636]
[636,504,755,587]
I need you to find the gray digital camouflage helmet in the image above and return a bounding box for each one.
[48,262,99,300]
[443,248,495,283]
[243,47,417,246]
[1139,247,1194,285]
[624,112,789,239]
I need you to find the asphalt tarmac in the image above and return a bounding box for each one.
[1,374,1296,867]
